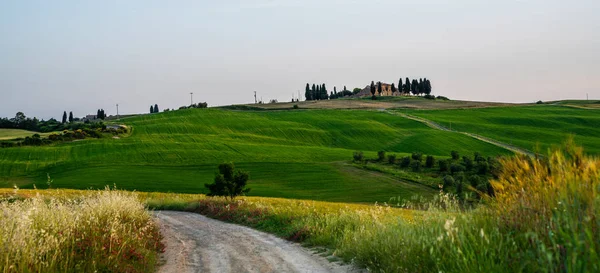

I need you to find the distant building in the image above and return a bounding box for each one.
[83,115,97,122]
[353,83,402,97]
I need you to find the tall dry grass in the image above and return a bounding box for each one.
[0,188,164,273]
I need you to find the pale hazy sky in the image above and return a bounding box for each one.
[1,0,599,119]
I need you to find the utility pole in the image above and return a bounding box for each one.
[190,92,194,105]
[254,91,257,104]
[116,104,119,120]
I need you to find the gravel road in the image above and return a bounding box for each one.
[155,210,363,273]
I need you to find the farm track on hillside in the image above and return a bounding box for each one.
[156,211,363,273]
[386,111,535,157]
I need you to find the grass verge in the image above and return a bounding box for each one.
[0,188,164,273]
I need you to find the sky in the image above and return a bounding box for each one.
[1,0,599,120]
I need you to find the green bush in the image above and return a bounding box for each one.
[387,154,396,164]
[377,151,386,161]
[411,152,423,161]
[353,151,364,162]
[410,160,421,172]
[425,155,435,168]
[439,159,449,172]
[204,163,250,200]
[451,150,460,160]
[450,163,465,174]
[443,175,455,189]
[400,156,411,168]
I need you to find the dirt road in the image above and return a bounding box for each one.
[155,210,362,273]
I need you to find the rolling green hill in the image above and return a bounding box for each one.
[405,105,600,155]
[0,129,53,140]
[0,108,513,202]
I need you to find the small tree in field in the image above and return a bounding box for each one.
[425,155,436,168]
[205,163,250,200]
[377,151,386,161]
[387,154,396,164]
[353,151,364,162]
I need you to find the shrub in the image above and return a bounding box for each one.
[473,152,485,162]
[387,154,396,164]
[462,156,474,171]
[450,163,466,174]
[439,159,449,172]
[436,95,450,100]
[536,100,543,104]
[293,104,299,109]
[451,150,460,160]
[410,160,421,172]
[353,151,364,162]
[377,151,386,162]
[442,175,455,189]
[423,94,435,100]
[468,175,480,187]
[400,156,411,168]
[477,161,489,175]
[425,155,435,168]
[204,163,250,200]
[411,152,422,161]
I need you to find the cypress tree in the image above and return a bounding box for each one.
[154,104,159,113]
[97,109,100,119]
[391,83,396,94]
[343,85,347,91]
[62,111,67,124]
[68,112,73,123]
[398,78,403,95]
[370,81,376,99]
[150,106,154,113]
[377,81,382,96]
[426,79,432,95]
[411,79,418,95]
[312,84,316,100]
[404,77,411,94]
[305,83,311,101]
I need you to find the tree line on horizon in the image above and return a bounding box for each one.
[304,77,433,101]
[369,77,432,99]
[1,111,96,133]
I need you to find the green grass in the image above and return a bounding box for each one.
[0,108,510,202]
[0,129,53,140]
[145,144,599,272]
[405,105,600,154]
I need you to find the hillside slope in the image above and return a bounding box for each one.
[406,105,600,154]
[0,108,511,202]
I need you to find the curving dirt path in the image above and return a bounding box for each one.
[155,210,363,273]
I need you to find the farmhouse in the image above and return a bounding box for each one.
[83,115,97,122]
[354,83,402,97]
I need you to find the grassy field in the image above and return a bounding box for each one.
[0,129,53,140]
[405,105,600,154]
[0,108,512,202]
